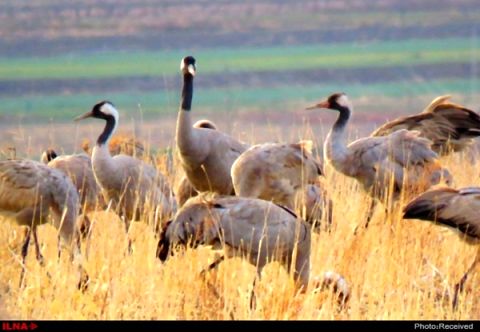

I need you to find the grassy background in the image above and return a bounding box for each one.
[0,128,479,320]
[0,0,479,320]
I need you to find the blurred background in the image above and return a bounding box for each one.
[0,0,478,155]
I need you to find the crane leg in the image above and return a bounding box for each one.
[200,255,225,278]
[452,249,480,309]
[72,230,89,292]
[32,226,44,266]
[353,198,377,235]
[364,198,378,229]
[77,265,90,292]
[122,216,133,255]
[249,274,259,310]
[199,255,226,313]
[19,227,32,287]
[78,213,92,240]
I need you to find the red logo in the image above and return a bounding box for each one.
[1,322,37,331]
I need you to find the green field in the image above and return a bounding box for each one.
[1,38,478,80]
[1,36,478,121]
[2,78,475,121]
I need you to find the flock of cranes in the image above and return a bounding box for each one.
[1,55,480,308]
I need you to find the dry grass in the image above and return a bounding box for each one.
[0,120,479,320]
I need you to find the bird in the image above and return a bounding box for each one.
[231,141,323,210]
[40,148,57,164]
[0,159,81,284]
[192,119,217,130]
[157,194,311,292]
[40,148,101,213]
[403,186,480,308]
[74,101,176,232]
[306,93,451,213]
[371,95,480,154]
[175,175,197,208]
[312,271,350,306]
[295,183,333,229]
[176,56,248,195]
[175,119,220,207]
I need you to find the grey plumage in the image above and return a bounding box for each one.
[0,159,79,244]
[175,119,221,207]
[0,159,81,285]
[75,101,176,226]
[41,149,102,212]
[158,194,311,290]
[307,93,452,202]
[372,95,480,154]
[176,56,248,195]
[403,187,480,307]
[232,141,322,210]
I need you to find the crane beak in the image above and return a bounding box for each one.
[305,100,330,110]
[187,64,196,76]
[74,110,94,121]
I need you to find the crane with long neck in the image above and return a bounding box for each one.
[75,101,175,229]
[307,93,451,226]
[175,56,247,195]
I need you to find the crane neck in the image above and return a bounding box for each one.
[97,115,117,146]
[333,106,351,132]
[181,73,194,111]
[325,106,351,169]
[176,72,200,157]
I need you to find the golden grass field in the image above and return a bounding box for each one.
[0,115,479,320]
